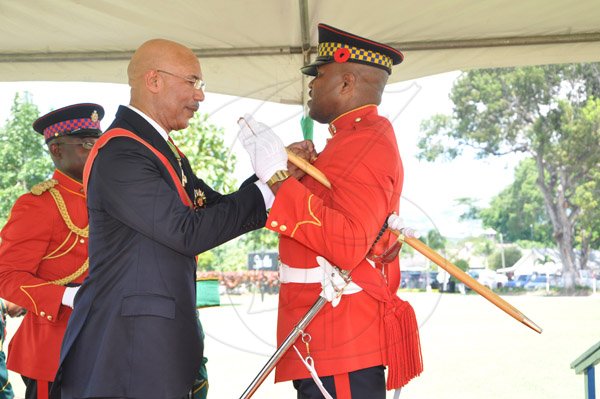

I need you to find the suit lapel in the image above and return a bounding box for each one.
[110,106,183,182]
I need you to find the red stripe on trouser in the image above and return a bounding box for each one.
[37,380,48,399]
[333,373,351,399]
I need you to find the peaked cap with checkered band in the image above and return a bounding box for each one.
[33,103,104,143]
[301,23,403,76]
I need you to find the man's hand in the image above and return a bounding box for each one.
[316,256,362,308]
[238,114,288,184]
[286,140,317,180]
[4,299,25,317]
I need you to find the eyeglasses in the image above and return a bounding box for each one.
[55,140,96,150]
[157,69,206,91]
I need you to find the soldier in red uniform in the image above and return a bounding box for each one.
[0,103,104,399]
[239,24,423,398]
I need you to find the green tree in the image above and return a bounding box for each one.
[418,63,600,291]
[171,113,237,193]
[460,236,496,259]
[573,167,600,269]
[455,197,481,222]
[0,92,51,226]
[172,113,245,271]
[241,229,279,252]
[479,159,553,244]
[424,229,446,252]
[487,246,522,270]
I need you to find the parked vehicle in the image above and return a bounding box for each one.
[401,271,425,289]
[400,271,440,290]
[523,273,564,290]
[524,274,549,290]
[467,269,497,289]
[579,270,600,288]
[505,274,530,289]
[429,272,440,289]
[494,273,509,288]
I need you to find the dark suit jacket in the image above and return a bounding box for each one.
[54,106,267,399]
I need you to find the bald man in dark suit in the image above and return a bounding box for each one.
[53,39,274,399]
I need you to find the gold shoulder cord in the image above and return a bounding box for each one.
[47,258,89,286]
[41,186,89,286]
[47,188,88,237]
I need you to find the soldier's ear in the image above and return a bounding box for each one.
[48,142,62,158]
[341,72,356,93]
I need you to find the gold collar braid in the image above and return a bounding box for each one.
[47,187,89,284]
[48,187,89,237]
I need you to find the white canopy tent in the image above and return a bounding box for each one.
[1,0,599,105]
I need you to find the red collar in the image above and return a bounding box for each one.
[328,105,378,136]
[53,169,85,198]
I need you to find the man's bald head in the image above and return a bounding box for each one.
[128,39,198,88]
[126,38,204,132]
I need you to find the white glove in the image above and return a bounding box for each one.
[387,214,420,238]
[237,114,288,183]
[316,256,362,308]
[61,286,79,308]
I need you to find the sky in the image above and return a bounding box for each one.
[0,72,523,239]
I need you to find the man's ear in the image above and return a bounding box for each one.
[48,142,61,158]
[340,72,356,94]
[145,70,161,93]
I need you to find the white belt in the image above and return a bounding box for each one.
[279,261,376,284]
[279,262,362,294]
[279,263,323,284]
[280,259,366,307]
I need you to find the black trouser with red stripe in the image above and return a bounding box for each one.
[22,376,54,399]
[293,365,386,399]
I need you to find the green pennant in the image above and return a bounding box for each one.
[300,115,314,141]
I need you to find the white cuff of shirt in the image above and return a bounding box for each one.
[255,181,275,210]
[61,286,79,308]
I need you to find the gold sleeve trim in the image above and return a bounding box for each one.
[291,194,322,237]
[19,258,89,315]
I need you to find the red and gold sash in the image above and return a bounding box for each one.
[83,128,193,209]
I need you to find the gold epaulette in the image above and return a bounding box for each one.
[30,179,58,196]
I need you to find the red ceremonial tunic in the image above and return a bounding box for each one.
[0,170,89,382]
[266,105,403,382]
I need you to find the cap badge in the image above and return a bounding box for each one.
[91,110,99,122]
[334,47,350,63]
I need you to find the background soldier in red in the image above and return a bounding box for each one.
[0,104,104,399]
